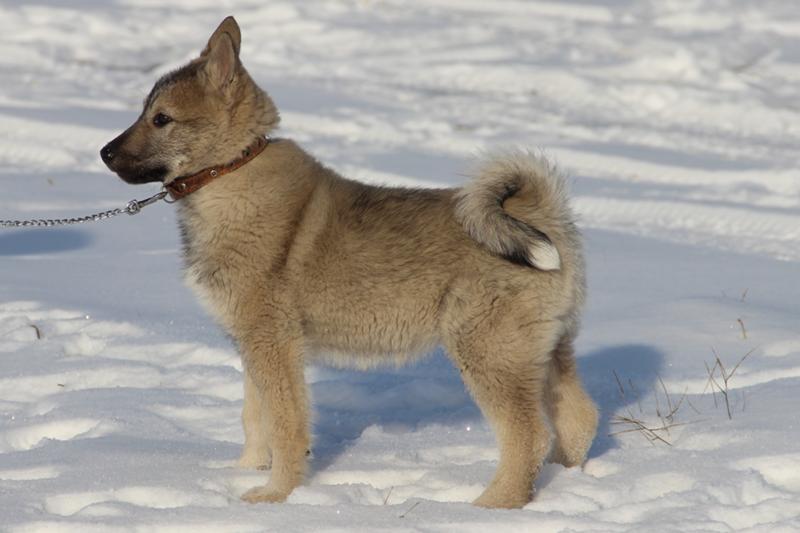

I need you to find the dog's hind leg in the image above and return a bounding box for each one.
[237,367,272,470]
[545,331,598,467]
[444,299,559,508]
[239,332,309,503]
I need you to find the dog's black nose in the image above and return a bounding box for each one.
[100,144,115,164]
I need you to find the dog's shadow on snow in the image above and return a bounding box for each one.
[309,343,663,473]
[0,228,93,256]
[580,344,664,459]
[309,348,481,472]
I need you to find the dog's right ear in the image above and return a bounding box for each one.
[201,17,241,93]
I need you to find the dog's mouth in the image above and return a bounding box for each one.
[101,137,169,184]
[113,165,169,185]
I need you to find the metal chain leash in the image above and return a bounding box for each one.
[0,189,169,228]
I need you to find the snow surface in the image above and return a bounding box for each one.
[1,0,799,531]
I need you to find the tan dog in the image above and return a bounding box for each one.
[101,16,598,509]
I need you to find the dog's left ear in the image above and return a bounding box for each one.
[202,16,241,92]
[203,16,241,57]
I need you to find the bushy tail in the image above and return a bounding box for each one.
[454,150,577,271]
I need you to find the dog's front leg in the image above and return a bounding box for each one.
[238,367,272,470]
[240,334,309,503]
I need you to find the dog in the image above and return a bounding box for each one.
[100,16,598,509]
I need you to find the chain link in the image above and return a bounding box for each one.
[0,190,169,229]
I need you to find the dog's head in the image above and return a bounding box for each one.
[101,16,279,184]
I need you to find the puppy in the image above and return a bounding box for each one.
[101,16,598,508]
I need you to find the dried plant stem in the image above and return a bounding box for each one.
[613,370,625,398]
[707,347,756,420]
[737,318,747,340]
[399,501,421,518]
[610,412,676,446]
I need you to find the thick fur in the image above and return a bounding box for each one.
[101,16,598,509]
[455,153,567,270]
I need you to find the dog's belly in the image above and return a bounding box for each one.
[185,264,440,366]
[302,306,440,368]
[307,339,439,368]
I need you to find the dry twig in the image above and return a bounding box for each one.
[612,370,625,398]
[399,501,421,518]
[707,347,756,419]
[609,371,695,446]
[610,412,675,446]
[737,318,747,340]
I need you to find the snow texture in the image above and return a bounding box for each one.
[1,1,799,531]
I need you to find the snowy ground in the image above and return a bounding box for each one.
[1,0,799,531]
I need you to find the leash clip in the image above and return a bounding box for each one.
[126,189,169,215]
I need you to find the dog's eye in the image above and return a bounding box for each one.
[153,113,173,128]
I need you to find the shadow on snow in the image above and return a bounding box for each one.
[0,228,93,256]
[308,343,663,473]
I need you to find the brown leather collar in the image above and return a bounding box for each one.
[164,136,270,201]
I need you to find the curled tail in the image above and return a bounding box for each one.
[454,150,577,271]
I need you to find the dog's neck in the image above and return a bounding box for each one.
[165,136,270,201]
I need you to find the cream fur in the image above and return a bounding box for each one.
[101,16,598,509]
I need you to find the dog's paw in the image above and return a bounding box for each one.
[473,485,532,509]
[547,447,584,469]
[241,485,289,504]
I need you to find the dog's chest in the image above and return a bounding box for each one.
[178,209,245,331]
[184,258,232,327]
[177,196,296,333]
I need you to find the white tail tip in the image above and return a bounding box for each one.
[528,241,561,271]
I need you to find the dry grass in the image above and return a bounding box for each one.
[704,347,756,420]
[399,501,421,518]
[609,413,694,446]
[737,318,747,340]
[609,372,697,446]
[610,342,758,446]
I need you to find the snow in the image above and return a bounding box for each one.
[1,0,799,531]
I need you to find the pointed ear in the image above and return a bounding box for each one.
[203,31,237,92]
[202,16,241,58]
